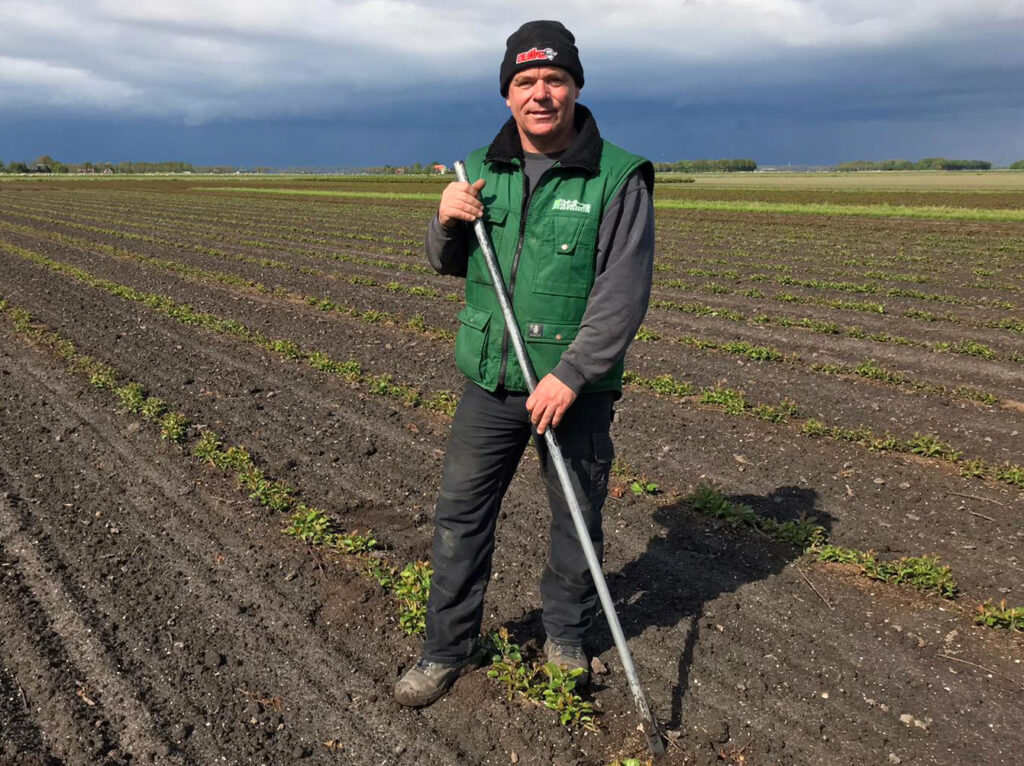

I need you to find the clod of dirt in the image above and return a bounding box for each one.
[707,720,730,745]
[590,656,609,675]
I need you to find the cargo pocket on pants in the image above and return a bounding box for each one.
[589,432,615,506]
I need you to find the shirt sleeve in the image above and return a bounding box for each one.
[425,214,470,277]
[551,168,655,394]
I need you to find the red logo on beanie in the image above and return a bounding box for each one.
[515,47,557,64]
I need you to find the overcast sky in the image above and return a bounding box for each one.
[2,0,1023,166]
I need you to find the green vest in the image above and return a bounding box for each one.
[454,140,649,394]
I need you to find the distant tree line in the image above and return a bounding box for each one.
[836,158,992,171]
[1010,160,1024,170]
[0,154,204,174]
[654,158,757,173]
[361,162,448,175]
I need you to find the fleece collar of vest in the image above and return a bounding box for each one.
[484,103,602,175]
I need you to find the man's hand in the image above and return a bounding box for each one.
[438,178,486,228]
[526,374,577,435]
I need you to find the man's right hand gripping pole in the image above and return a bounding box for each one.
[438,178,486,228]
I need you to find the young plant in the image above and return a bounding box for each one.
[485,628,597,731]
[115,382,146,413]
[159,411,188,442]
[140,396,168,421]
[539,663,597,730]
[974,601,1023,631]
[394,561,432,636]
[699,386,747,414]
[285,507,334,546]
[815,545,957,598]
[629,479,659,496]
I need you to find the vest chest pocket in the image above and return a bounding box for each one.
[467,205,510,286]
[533,213,597,298]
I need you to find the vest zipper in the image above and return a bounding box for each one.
[497,162,558,388]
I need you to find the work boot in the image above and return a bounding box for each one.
[394,646,487,707]
[543,638,590,688]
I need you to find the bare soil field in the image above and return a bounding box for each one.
[0,177,1021,766]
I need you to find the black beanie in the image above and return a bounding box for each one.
[500,20,583,97]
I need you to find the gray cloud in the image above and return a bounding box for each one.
[2,1,1021,121]
[1,1,1022,164]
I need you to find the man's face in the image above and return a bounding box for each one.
[505,67,580,153]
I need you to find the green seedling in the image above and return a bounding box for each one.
[700,386,747,414]
[974,601,1023,631]
[140,396,168,421]
[540,663,596,729]
[753,399,801,422]
[394,561,432,635]
[993,462,1024,488]
[959,459,987,478]
[268,338,303,359]
[907,433,962,461]
[689,484,825,549]
[630,479,659,496]
[425,390,460,418]
[285,507,334,545]
[485,628,597,731]
[159,411,188,442]
[238,466,294,513]
[115,382,146,413]
[815,545,957,598]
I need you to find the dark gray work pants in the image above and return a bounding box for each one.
[422,380,615,663]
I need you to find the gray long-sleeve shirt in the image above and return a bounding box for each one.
[426,161,655,394]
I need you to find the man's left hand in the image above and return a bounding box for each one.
[526,374,577,435]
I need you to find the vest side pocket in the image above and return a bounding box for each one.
[522,318,579,380]
[454,305,492,382]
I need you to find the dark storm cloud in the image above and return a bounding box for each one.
[1,1,1022,165]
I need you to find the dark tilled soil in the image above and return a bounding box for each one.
[1,186,1022,766]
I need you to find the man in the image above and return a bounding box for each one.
[394,19,654,708]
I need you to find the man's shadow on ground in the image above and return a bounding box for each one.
[504,484,832,731]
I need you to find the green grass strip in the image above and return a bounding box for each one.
[195,187,439,201]
[197,187,1024,221]
[654,198,1024,223]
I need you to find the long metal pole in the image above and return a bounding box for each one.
[454,161,664,757]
